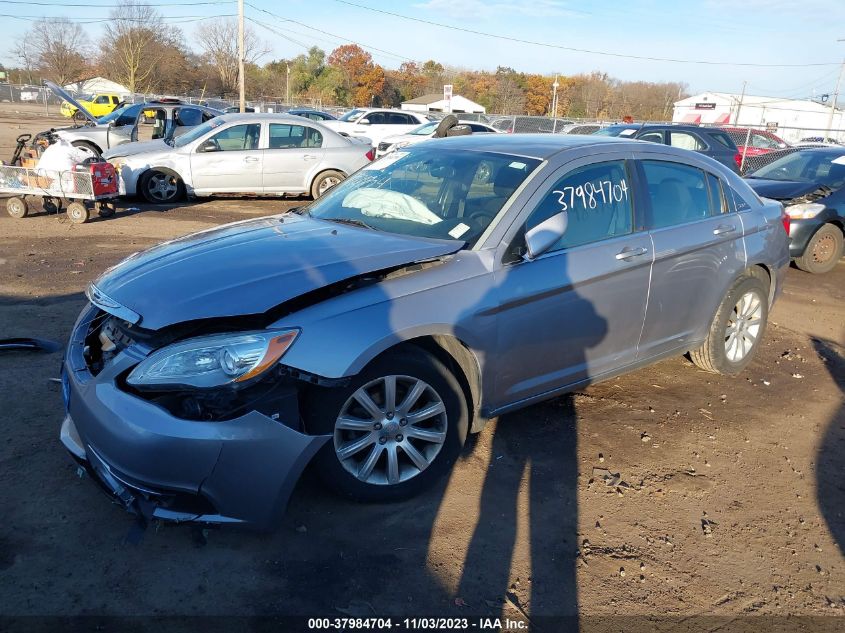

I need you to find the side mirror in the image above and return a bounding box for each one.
[197,140,217,153]
[524,211,568,260]
[358,118,371,126]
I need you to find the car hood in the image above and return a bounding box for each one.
[103,139,171,160]
[45,80,99,125]
[745,178,825,201]
[92,214,463,330]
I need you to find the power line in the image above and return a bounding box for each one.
[329,0,841,68]
[0,0,232,5]
[2,12,235,22]
[244,2,411,62]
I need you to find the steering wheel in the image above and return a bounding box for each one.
[466,210,496,231]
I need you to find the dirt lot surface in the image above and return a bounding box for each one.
[0,109,844,630]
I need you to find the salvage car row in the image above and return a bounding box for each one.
[4,85,844,274]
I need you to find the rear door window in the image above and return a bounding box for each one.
[525,160,634,252]
[268,124,323,149]
[641,160,714,228]
[709,131,736,149]
[669,132,706,151]
[638,131,664,144]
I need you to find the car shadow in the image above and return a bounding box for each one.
[814,337,845,558]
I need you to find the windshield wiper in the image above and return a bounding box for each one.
[323,217,376,230]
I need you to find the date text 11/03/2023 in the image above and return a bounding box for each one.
[306,617,528,630]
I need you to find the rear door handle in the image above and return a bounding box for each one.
[615,246,649,260]
[244,156,259,163]
[303,155,318,161]
[713,224,736,235]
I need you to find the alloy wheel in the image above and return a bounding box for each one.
[147,173,179,202]
[724,290,763,362]
[333,375,448,486]
[318,176,341,196]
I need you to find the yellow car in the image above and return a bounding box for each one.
[61,93,121,121]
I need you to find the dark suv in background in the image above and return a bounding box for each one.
[595,124,741,173]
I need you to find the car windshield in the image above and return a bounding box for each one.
[173,118,224,147]
[749,151,845,187]
[339,109,366,122]
[593,126,637,137]
[304,147,541,247]
[97,103,142,126]
[409,122,438,136]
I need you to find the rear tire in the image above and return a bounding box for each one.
[305,348,468,502]
[311,170,345,199]
[794,224,843,274]
[690,274,769,375]
[7,196,28,218]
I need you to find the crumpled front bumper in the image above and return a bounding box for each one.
[60,305,330,531]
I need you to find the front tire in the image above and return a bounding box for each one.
[139,170,185,205]
[306,348,468,502]
[690,275,769,375]
[795,224,843,274]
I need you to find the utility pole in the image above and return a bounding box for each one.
[552,75,559,119]
[734,80,747,126]
[286,63,290,105]
[238,0,245,113]
[825,41,845,139]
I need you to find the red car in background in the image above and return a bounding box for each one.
[721,127,789,157]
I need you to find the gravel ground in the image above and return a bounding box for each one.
[0,107,843,630]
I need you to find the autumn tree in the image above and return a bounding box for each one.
[13,19,88,85]
[327,44,384,106]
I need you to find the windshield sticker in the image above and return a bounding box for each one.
[552,178,629,212]
[448,223,471,239]
[619,129,637,137]
[509,161,527,170]
[364,151,408,170]
[832,156,845,165]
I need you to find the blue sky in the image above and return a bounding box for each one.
[5,0,845,97]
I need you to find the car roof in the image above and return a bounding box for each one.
[215,112,332,124]
[415,133,633,159]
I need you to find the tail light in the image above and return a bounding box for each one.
[780,205,791,236]
[365,148,374,161]
[734,152,743,168]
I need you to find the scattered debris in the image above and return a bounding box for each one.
[701,514,717,538]
[792,373,804,379]
[591,467,631,489]
[619,567,626,577]
[762,380,771,386]
[641,432,651,442]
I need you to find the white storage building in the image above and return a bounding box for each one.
[401,93,486,114]
[63,77,132,100]
[673,92,845,143]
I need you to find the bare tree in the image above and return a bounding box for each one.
[13,18,88,85]
[196,19,266,97]
[101,1,172,94]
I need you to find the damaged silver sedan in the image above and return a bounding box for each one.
[61,135,789,530]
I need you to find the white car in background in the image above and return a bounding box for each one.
[322,108,434,147]
[103,113,374,203]
[375,120,500,158]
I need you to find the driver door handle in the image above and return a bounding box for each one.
[615,246,649,260]
[713,224,736,235]
[303,155,318,161]
[244,156,259,163]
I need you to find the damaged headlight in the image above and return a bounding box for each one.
[784,203,825,219]
[127,329,299,389]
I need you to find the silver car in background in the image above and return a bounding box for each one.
[45,81,220,156]
[103,113,375,203]
[61,135,789,530]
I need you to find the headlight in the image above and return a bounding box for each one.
[127,329,298,389]
[785,202,825,219]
